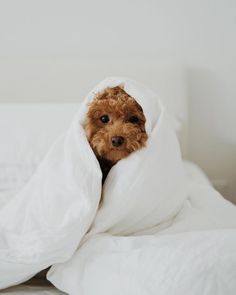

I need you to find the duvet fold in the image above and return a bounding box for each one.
[0,77,187,288]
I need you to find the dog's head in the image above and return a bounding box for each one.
[85,86,148,163]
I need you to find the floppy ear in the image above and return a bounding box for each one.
[136,102,143,112]
[84,119,92,140]
[84,110,96,141]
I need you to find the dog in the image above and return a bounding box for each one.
[85,86,148,183]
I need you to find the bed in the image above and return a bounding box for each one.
[0,67,235,294]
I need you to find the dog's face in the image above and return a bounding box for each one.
[85,86,148,163]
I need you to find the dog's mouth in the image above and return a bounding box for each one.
[99,144,130,163]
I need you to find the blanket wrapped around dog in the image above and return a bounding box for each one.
[1,78,236,295]
[0,77,187,287]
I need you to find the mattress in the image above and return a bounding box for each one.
[0,161,215,294]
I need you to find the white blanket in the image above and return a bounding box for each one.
[47,173,236,295]
[0,78,236,295]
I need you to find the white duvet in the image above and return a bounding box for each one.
[0,78,236,295]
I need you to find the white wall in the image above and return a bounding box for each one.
[0,0,235,202]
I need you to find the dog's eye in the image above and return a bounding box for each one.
[100,115,110,123]
[128,116,139,124]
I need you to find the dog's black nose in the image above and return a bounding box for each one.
[112,136,124,147]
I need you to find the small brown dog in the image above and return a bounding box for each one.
[85,86,148,183]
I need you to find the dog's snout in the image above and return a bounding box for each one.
[112,136,124,147]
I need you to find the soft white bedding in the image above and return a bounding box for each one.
[0,77,188,289]
[1,162,236,295]
[47,165,236,295]
[0,78,235,294]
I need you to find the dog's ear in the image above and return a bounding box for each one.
[136,103,143,112]
[84,118,93,141]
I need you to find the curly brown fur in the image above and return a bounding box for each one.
[85,86,148,183]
